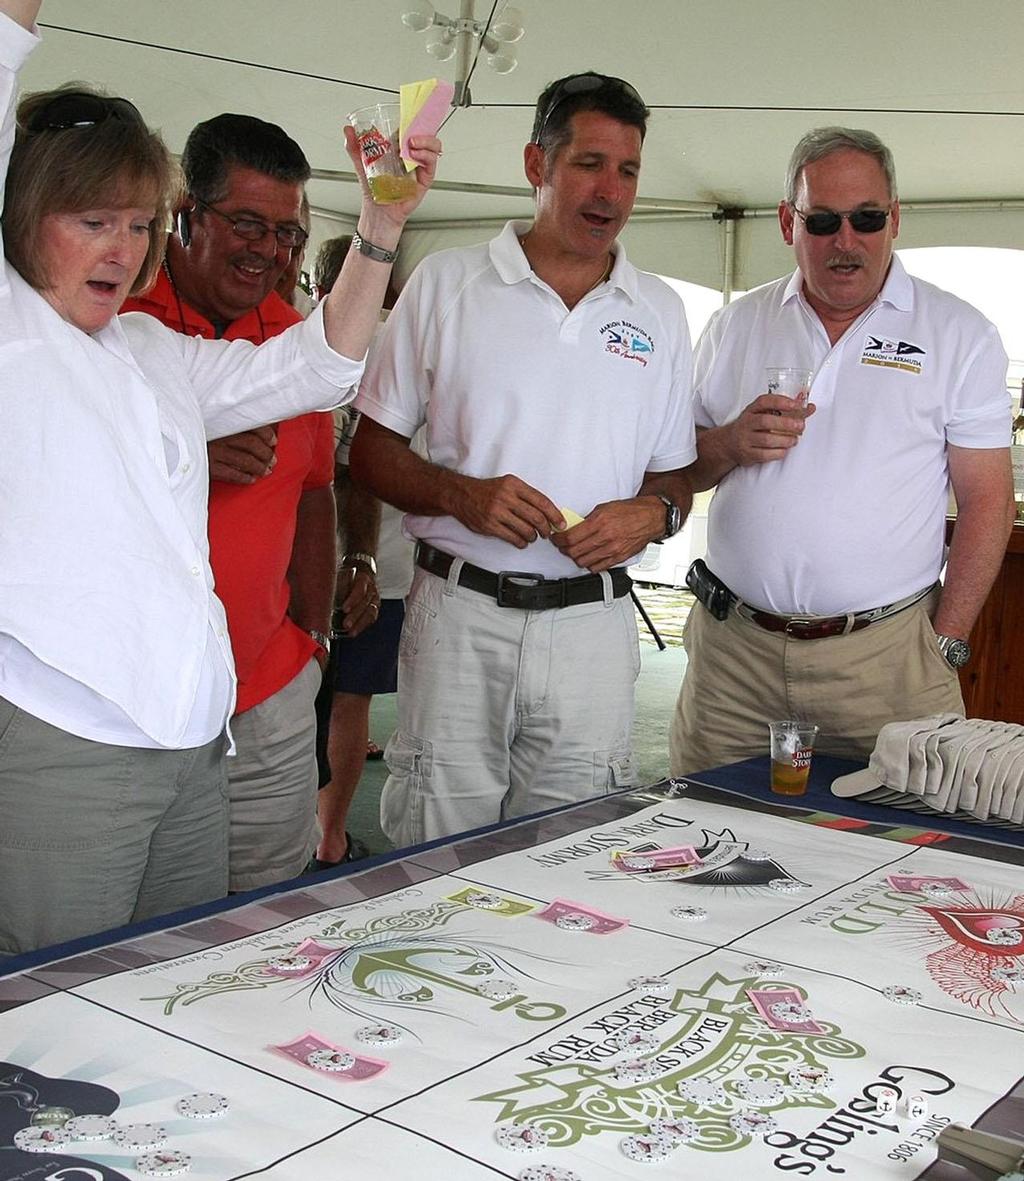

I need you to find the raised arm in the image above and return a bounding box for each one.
[320,129,440,365]
[1,0,40,30]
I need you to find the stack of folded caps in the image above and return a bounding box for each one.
[831,714,1024,830]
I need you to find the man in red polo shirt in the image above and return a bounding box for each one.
[124,113,338,891]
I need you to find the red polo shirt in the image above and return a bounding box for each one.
[123,270,334,713]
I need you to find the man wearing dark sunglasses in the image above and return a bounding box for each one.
[350,71,695,847]
[123,114,339,892]
[669,126,1014,777]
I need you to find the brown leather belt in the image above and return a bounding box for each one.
[733,584,936,641]
[416,542,631,610]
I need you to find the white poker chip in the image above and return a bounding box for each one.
[614,1058,658,1083]
[920,882,955,898]
[355,1023,403,1045]
[985,928,1023,946]
[628,974,671,995]
[267,954,313,973]
[307,1048,356,1072]
[112,1123,168,1150]
[555,912,595,931]
[465,891,505,909]
[730,1110,778,1137]
[136,1150,192,1176]
[30,1106,75,1128]
[677,1077,725,1105]
[496,1124,549,1152]
[882,984,921,1006]
[650,1115,697,1142]
[769,1001,813,1023]
[14,1125,70,1152]
[621,855,657,870]
[788,1065,835,1091]
[743,960,783,977]
[64,1114,117,1140]
[670,905,708,922]
[611,1027,660,1054]
[620,1131,678,1161]
[993,965,1024,983]
[476,978,519,1000]
[176,1092,229,1119]
[519,1168,582,1181]
[736,1077,786,1105]
[769,878,808,893]
[741,848,773,861]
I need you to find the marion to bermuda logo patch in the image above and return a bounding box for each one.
[600,320,655,367]
[860,335,926,375]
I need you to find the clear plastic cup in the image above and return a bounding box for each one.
[348,104,418,204]
[766,367,813,407]
[768,720,819,796]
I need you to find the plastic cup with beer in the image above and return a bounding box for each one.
[766,366,814,408]
[349,104,418,205]
[768,720,819,796]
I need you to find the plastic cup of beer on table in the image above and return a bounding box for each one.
[768,720,819,796]
[766,367,814,408]
[349,104,418,204]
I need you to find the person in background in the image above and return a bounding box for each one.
[0,0,439,953]
[122,113,341,893]
[351,72,695,847]
[275,192,314,317]
[669,126,1014,775]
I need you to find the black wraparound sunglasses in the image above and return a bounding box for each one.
[532,73,646,144]
[792,206,892,236]
[25,91,142,134]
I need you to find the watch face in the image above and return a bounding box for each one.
[945,639,971,668]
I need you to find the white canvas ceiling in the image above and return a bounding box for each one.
[18,0,1024,291]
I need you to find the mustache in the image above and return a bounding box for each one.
[826,252,865,269]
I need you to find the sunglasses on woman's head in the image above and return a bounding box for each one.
[25,92,142,134]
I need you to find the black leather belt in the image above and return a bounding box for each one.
[416,542,631,610]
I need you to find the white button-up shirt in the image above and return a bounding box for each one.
[0,15,362,747]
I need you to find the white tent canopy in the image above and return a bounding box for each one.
[19,0,1024,291]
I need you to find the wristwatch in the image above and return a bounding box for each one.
[306,628,331,656]
[351,232,398,265]
[936,634,971,668]
[343,551,378,575]
[655,494,682,539]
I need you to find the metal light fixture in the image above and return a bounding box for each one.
[401,1,527,105]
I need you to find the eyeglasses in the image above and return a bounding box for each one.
[193,197,308,249]
[792,206,892,236]
[532,73,646,145]
[25,91,142,134]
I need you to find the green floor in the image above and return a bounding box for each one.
[346,615,690,857]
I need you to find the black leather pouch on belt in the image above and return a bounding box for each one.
[684,558,735,622]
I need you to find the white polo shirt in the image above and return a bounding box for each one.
[355,221,696,578]
[696,258,1010,615]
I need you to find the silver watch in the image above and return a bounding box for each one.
[351,232,398,264]
[307,628,331,655]
[656,494,682,539]
[936,634,971,668]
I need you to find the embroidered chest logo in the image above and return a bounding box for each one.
[860,335,926,375]
[600,320,655,367]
